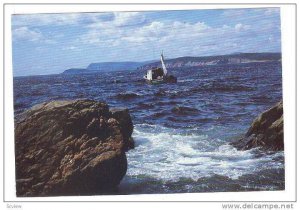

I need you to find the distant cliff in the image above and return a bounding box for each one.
[62,68,87,74]
[62,61,153,74]
[87,62,144,72]
[138,53,281,70]
[61,53,281,74]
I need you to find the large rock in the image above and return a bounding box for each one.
[15,100,134,196]
[231,101,283,151]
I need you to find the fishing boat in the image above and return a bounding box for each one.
[144,52,177,84]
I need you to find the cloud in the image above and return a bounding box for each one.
[62,46,80,51]
[79,18,244,52]
[121,21,211,44]
[222,9,246,18]
[113,12,146,27]
[131,21,166,41]
[12,12,141,28]
[85,12,146,29]
[12,13,113,27]
[12,14,80,26]
[234,23,250,32]
[12,26,57,45]
[77,26,118,44]
[12,26,43,41]
[78,20,210,46]
[77,18,252,58]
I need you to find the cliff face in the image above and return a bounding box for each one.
[231,101,283,151]
[62,68,87,74]
[87,62,143,72]
[15,100,134,196]
[138,53,281,70]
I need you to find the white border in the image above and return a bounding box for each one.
[3,3,297,202]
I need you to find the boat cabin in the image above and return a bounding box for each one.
[146,67,164,81]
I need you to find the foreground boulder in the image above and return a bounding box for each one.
[15,100,134,196]
[231,101,283,151]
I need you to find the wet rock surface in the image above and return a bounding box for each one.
[15,100,134,196]
[231,101,283,151]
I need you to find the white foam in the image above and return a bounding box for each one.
[178,79,195,83]
[126,124,284,181]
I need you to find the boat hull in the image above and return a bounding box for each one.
[144,75,177,84]
[144,78,164,84]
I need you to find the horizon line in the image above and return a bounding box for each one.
[13,51,282,78]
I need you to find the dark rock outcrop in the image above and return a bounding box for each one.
[15,100,134,197]
[231,101,283,151]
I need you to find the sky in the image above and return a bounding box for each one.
[11,8,281,76]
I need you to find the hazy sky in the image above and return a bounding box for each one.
[11,8,281,76]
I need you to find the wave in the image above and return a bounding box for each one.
[152,83,255,100]
[178,78,197,83]
[156,101,179,106]
[126,124,284,182]
[115,92,140,100]
[250,95,272,103]
[137,102,155,109]
[190,84,255,93]
[151,111,169,119]
[171,106,199,115]
[30,87,48,96]
[14,101,26,111]
[154,89,167,97]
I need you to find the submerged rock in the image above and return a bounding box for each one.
[15,100,134,196]
[231,101,283,151]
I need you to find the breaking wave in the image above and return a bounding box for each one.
[126,124,284,182]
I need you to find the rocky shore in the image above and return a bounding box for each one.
[231,101,283,151]
[15,100,134,197]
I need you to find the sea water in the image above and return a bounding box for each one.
[13,61,284,193]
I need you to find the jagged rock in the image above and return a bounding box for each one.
[15,100,134,196]
[231,101,283,151]
[109,108,134,150]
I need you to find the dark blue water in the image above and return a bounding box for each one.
[14,61,284,194]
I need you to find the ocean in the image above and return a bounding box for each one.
[13,61,284,194]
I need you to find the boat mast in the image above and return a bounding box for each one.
[161,51,168,76]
